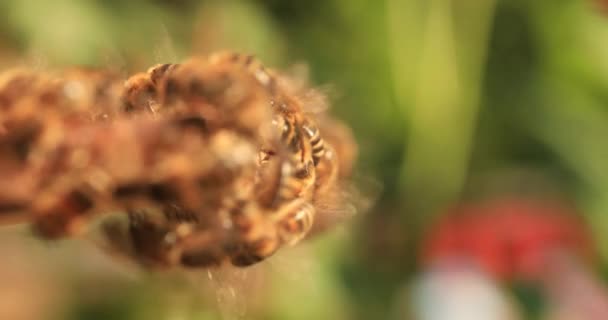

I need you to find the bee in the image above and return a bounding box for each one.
[0,52,361,269]
[123,63,178,115]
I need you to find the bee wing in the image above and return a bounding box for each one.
[153,23,179,65]
[279,63,337,114]
[184,263,269,320]
[349,173,383,213]
[300,85,334,114]
[310,174,382,236]
[268,240,319,283]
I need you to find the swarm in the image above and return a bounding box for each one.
[0,52,358,268]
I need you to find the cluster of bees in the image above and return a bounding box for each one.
[0,52,358,268]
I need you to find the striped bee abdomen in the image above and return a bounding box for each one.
[302,120,325,166]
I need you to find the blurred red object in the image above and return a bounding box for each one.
[421,198,594,280]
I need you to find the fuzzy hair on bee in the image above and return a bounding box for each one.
[0,51,361,269]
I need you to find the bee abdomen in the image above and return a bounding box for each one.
[229,236,279,267]
[276,201,315,246]
[302,123,325,165]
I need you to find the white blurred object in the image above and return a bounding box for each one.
[409,263,520,320]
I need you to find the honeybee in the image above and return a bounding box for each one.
[0,52,360,269]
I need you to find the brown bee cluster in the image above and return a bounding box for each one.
[0,52,358,268]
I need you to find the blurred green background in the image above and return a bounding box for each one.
[2,0,608,319]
